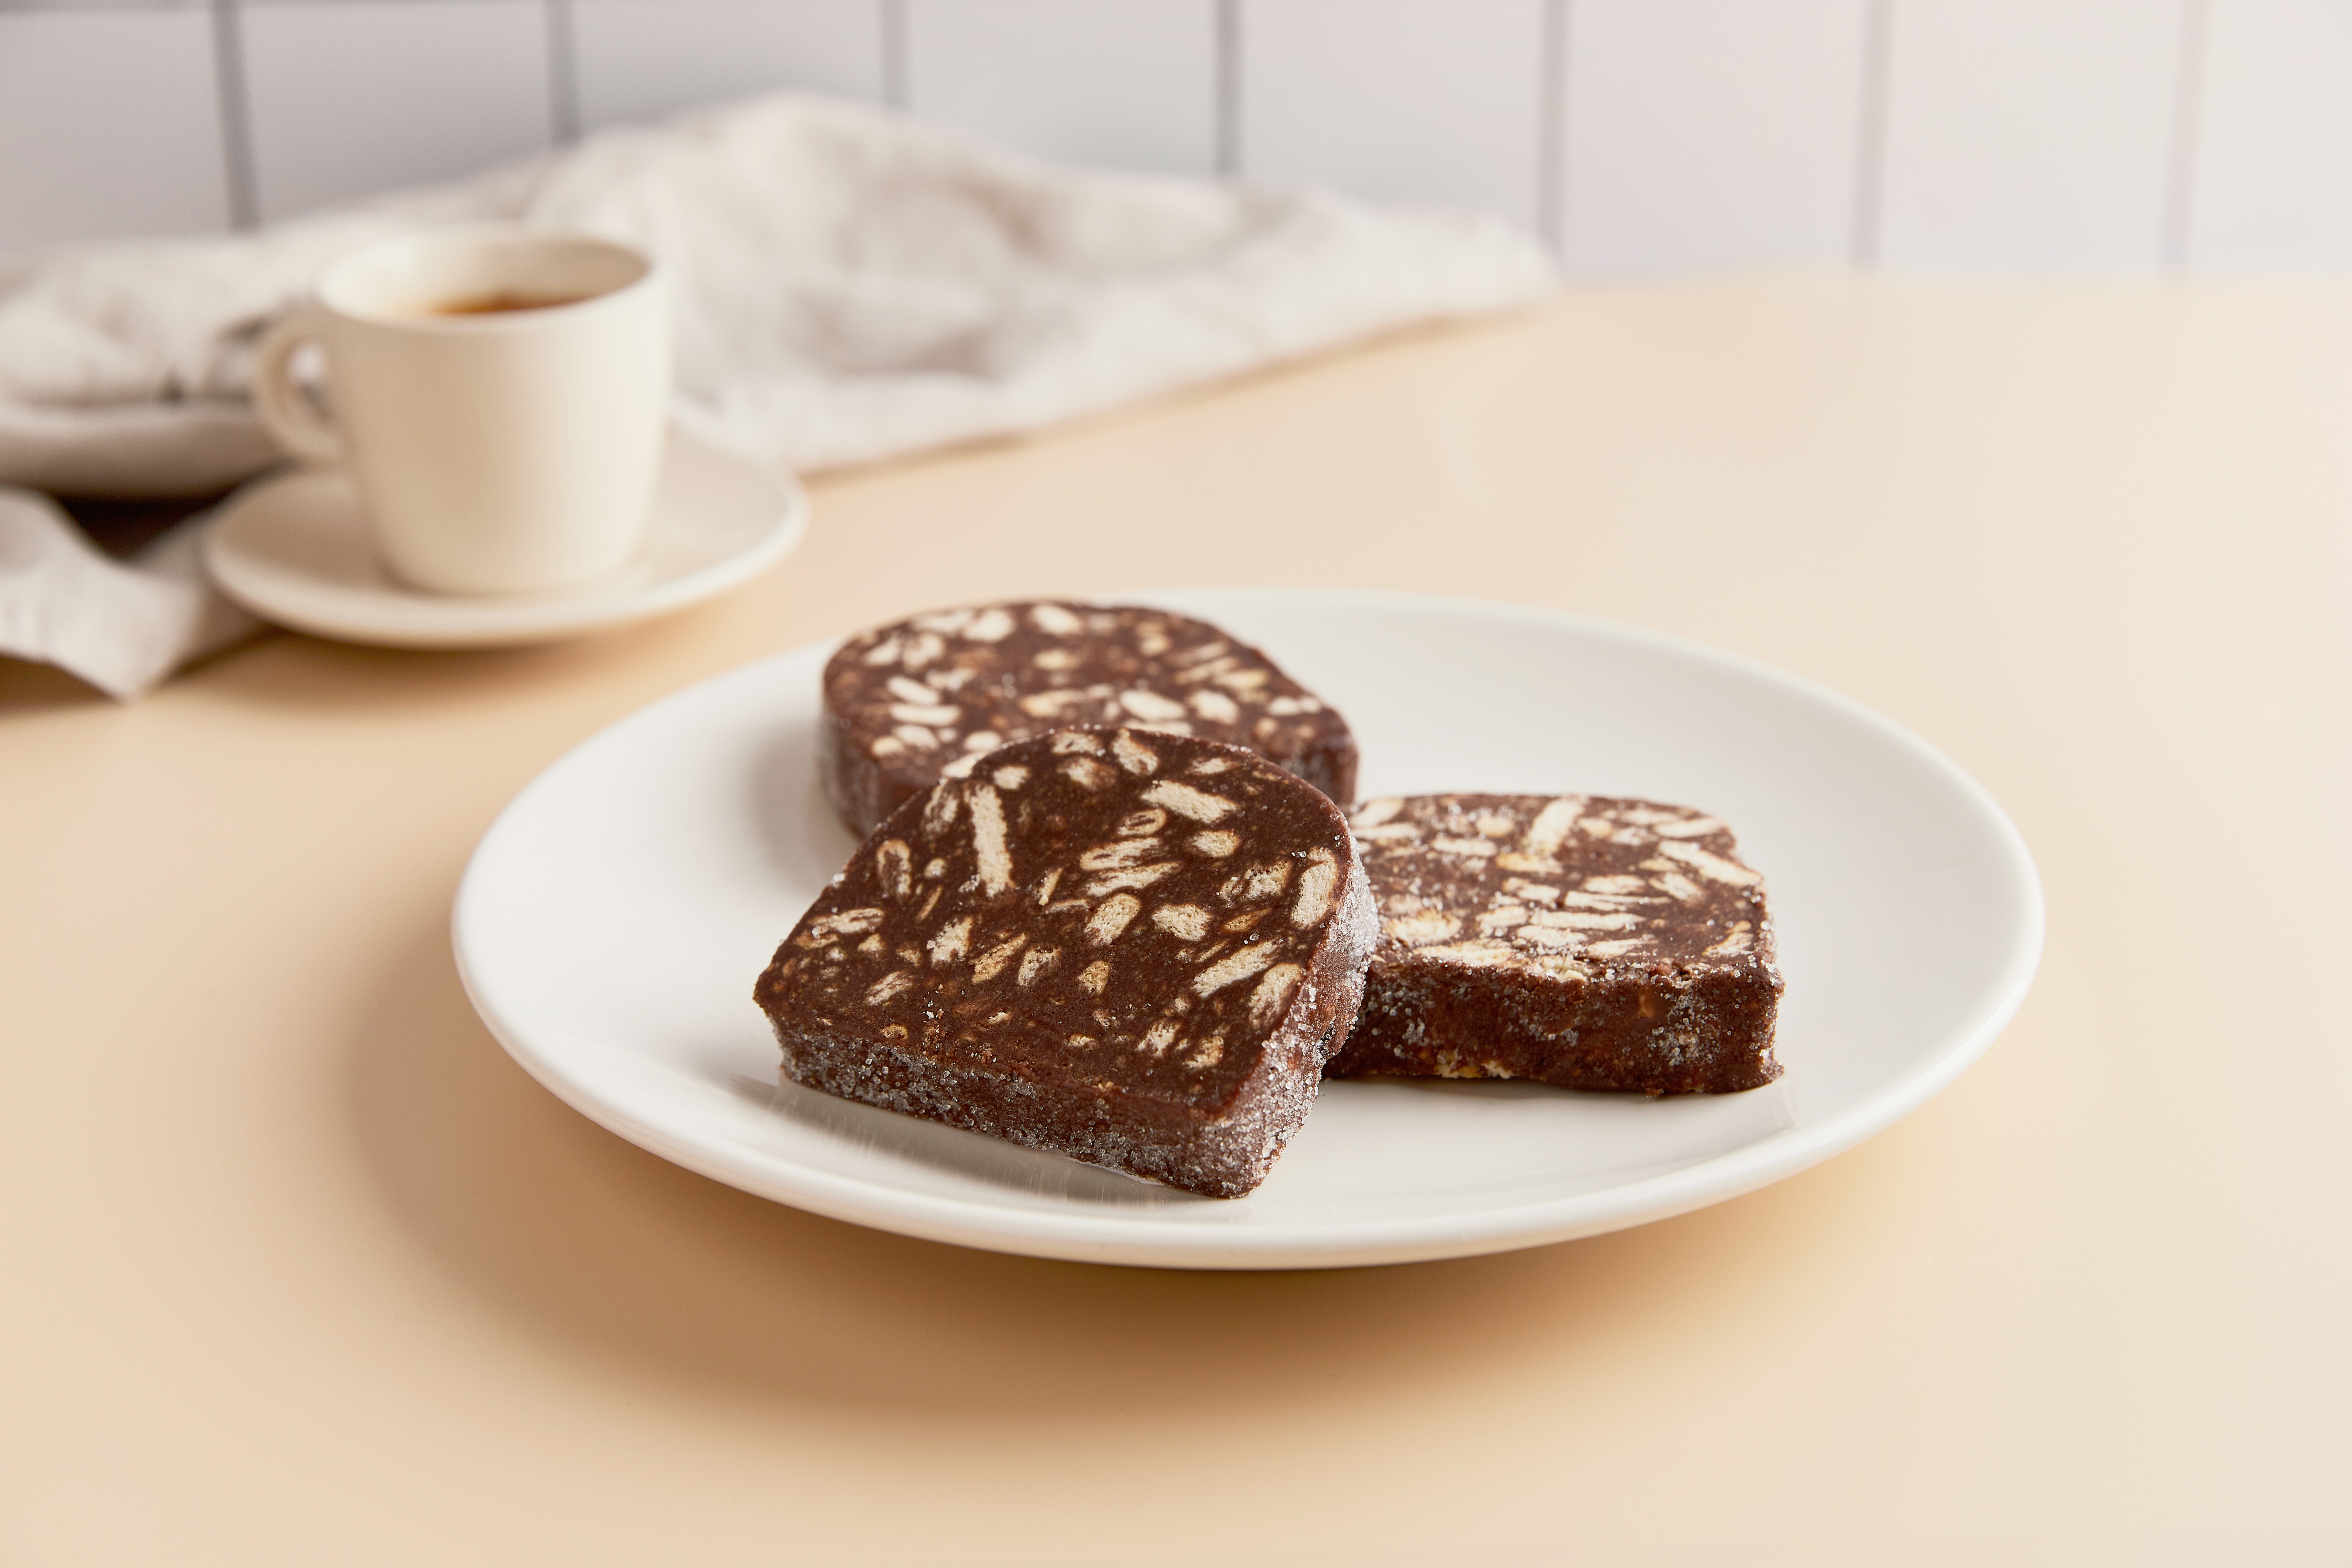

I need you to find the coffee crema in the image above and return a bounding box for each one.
[418,290,597,317]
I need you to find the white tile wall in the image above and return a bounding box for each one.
[1561,0,1870,273]
[904,0,1216,175]
[0,0,2346,275]
[0,8,231,255]
[1874,0,2191,273]
[2189,0,2352,271]
[571,0,883,135]
[1241,0,1546,232]
[240,0,556,222]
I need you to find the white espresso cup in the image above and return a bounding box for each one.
[250,226,670,596]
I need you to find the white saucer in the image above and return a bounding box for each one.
[201,429,807,648]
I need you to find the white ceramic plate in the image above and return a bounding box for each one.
[202,428,806,648]
[455,590,2042,1269]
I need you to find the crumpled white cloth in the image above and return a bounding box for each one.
[0,492,258,698]
[0,91,1555,695]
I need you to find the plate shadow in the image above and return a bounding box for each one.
[746,713,861,882]
[347,904,1838,1420]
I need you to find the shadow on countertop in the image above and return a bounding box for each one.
[341,901,1869,1425]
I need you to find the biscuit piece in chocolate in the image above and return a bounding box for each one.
[819,601,1358,838]
[1325,794,1783,1095]
[755,727,1379,1198]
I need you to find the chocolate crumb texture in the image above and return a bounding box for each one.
[755,727,1379,1198]
[818,601,1358,837]
[1326,794,1784,1095]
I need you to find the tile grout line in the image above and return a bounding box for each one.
[545,0,580,145]
[2163,0,2212,273]
[881,0,907,111]
[1214,0,1240,178]
[209,0,259,230]
[1538,0,1568,256]
[1849,0,1893,270]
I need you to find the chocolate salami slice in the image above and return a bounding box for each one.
[818,601,1358,838]
[754,727,1379,1198]
[1325,794,1783,1095]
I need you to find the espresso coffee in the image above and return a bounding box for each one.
[423,290,595,317]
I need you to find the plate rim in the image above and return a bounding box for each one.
[453,587,2046,1269]
[201,432,808,649]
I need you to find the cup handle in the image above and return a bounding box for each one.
[249,306,345,467]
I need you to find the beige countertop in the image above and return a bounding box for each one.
[4,278,2346,1564]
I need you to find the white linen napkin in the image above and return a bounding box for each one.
[0,92,1555,696]
[0,490,259,698]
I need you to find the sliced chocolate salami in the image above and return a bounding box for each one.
[817,601,1358,838]
[754,727,1379,1198]
[1326,794,1783,1095]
